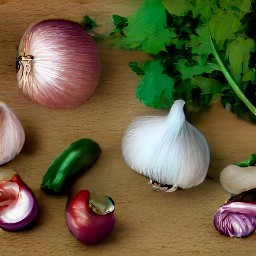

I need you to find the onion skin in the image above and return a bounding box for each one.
[66,190,115,245]
[17,19,100,109]
[0,169,38,231]
[214,201,256,237]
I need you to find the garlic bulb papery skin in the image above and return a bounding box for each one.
[121,99,210,190]
[17,19,100,109]
[0,103,25,165]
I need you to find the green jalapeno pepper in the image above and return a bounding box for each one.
[41,138,101,194]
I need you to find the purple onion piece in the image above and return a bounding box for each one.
[0,169,38,231]
[214,201,256,237]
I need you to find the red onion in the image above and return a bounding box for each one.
[66,189,115,245]
[214,201,256,237]
[0,169,38,231]
[17,19,100,109]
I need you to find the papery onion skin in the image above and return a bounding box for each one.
[0,171,38,231]
[0,103,25,165]
[66,189,115,245]
[17,19,100,109]
[213,201,256,237]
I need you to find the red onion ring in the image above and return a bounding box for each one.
[17,19,100,109]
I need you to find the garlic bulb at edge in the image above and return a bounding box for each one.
[0,103,25,165]
[121,100,210,190]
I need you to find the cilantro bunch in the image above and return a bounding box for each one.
[110,0,256,122]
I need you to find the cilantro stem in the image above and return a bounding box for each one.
[210,36,256,115]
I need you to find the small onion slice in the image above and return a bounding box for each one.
[17,19,101,109]
[0,169,38,231]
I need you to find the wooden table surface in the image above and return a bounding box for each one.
[0,1,256,255]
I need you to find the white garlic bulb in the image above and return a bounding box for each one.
[0,103,25,165]
[121,100,210,191]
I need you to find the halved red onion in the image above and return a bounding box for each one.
[0,169,38,231]
[66,189,115,245]
[17,19,100,109]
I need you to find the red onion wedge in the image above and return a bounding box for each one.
[214,202,256,237]
[0,169,38,231]
[66,189,115,245]
[214,189,256,237]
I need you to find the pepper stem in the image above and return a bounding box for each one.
[89,192,115,215]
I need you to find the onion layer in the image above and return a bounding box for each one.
[0,169,38,231]
[17,19,100,109]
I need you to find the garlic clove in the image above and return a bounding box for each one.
[0,103,25,165]
[122,99,210,190]
[220,165,256,195]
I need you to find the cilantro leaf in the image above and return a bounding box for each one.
[136,60,175,109]
[129,62,145,76]
[227,38,255,75]
[81,16,98,31]
[220,0,251,14]
[110,15,128,35]
[174,77,222,109]
[191,76,223,101]
[176,59,220,79]
[163,0,190,16]
[208,12,242,49]
[188,26,213,55]
[121,0,175,55]
[188,0,220,21]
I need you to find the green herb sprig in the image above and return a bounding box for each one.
[110,0,256,122]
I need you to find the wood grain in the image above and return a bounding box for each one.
[0,1,255,255]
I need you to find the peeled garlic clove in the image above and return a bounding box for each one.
[220,165,256,195]
[0,103,25,165]
[121,99,210,190]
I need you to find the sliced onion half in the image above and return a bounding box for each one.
[0,169,38,231]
